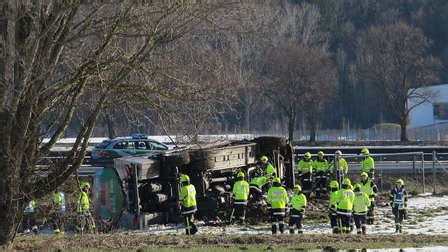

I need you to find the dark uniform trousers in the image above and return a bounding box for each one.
[289,209,304,234]
[230,200,247,223]
[353,213,367,234]
[181,206,198,235]
[271,208,286,234]
[392,207,406,233]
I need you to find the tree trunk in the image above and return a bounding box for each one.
[105,113,116,139]
[400,119,408,142]
[288,107,296,143]
[309,123,317,143]
[244,88,252,133]
[0,198,25,246]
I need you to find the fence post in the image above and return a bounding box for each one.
[433,150,437,195]
[422,153,425,194]
[413,155,416,179]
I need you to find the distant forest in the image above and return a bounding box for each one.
[80,0,448,140]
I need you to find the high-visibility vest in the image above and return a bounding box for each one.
[361,156,375,173]
[329,191,338,212]
[329,158,348,174]
[233,180,250,201]
[336,188,355,212]
[250,176,267,188]
[360,179,377,199]
[298,159,313,174]
[77,191,90,213]
[353,191,371,214]
[290,193,307,211]
[264,162,276,176]
[180,184,197,208]
[267,186,289,209]
[314,159,329,173]
[53,192,66,212]
[390,187,407,209]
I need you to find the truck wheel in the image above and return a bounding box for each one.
[255,136,288,148]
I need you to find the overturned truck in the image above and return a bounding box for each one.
[96,136,294,229]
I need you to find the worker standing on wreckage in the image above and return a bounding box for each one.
[179,174,198,235]
[260,155,277,177]
[249,156,276,198]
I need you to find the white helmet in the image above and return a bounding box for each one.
[335,150,342,155]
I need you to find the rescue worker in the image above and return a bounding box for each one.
[289,184,307,234]
[390,179,408,233]
[297,152,313,197]
[249,175,268,199]
[23,200,38,234]
[336,178,355,233]
[179,174,198,235]
[313,151,329,198]
[329,150,348,186]
[260,155,276,177]
[361,148,375,179]
[76,182,96,234]
[328,180,340,233]
[267,177,289,234]
[360,172,378,224]
[230,171,250,224]
[52,189,66,234]
[353,183,371,235]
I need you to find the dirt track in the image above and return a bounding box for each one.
[10,234,448,250]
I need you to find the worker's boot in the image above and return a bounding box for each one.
[357,229,361,235]
[289,226,295,234]
[272,224,277,234]
[362,226,366,235]
[279,223,285,234]
[192,223,198,234]
[395,224,400,233]
[399,224,402,234]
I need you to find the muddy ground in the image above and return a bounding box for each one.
[10,233,448,250]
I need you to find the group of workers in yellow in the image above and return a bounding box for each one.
[23,149,408,236]
[179,148,409,235]
[22,182,96,235]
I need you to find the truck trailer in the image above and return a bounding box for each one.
[93,136,294,229]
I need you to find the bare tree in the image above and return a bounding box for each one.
[263,43,337,142]
[0,1,224,245]
[357,22,442,142]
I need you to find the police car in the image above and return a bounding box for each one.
[91,134,169,166]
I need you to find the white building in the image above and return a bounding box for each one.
[408,84,448,128]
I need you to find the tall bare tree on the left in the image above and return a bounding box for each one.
[0,1,224,245]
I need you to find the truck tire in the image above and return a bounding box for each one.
[255,136,289,157]
[255,136,288,148]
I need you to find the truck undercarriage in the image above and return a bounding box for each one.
[99,136,294,229]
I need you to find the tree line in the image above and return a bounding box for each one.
[89,0,444,143]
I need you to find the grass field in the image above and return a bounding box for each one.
[9,233,448,250]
